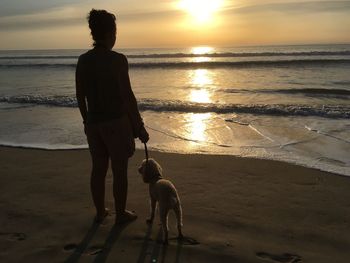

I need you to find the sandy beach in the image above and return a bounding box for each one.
[1,146,350,263]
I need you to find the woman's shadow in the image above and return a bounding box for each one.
[64,220,198,263]
[63,221,130,263]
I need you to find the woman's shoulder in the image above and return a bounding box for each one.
[110,51,129,67]
[77,50,94,63]
[110,51,127,62]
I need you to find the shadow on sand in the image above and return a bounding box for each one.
[136,226,170,263]
[92,223,130,263]
[64,221,130,263]
[64,221,198,263]
[63,221,100,263]
[136,225,198,263]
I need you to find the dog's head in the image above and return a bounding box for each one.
[138,158,163,183]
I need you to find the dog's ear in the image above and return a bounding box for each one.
[145,158,162,181]
[149,159,163,179]
[155,162,163,178]
[139,159,147,175]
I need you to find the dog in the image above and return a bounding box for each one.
[138,158,183,244]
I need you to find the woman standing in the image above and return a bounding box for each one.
[76,9,149,224]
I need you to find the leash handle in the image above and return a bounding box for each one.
[144,143,149,161]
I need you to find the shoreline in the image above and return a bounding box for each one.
[1,146,350,262]
[0,143,348,178]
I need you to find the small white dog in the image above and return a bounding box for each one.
[138,158,183,244]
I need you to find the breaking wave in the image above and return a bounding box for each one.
[1,95,349,118]
[1,59,350,69]
[1,50,350,60]
[222,88,350,97]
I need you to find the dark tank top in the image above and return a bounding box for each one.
[81,49,125,123]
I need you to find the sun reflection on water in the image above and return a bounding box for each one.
[191,46,213,54]
[191,69,213,86]
[193,57,211,63]
[188,69,213,103]
[186,112,212,144]
[190,89,211,103]
[185,67,214,146]
[191,47,213,62]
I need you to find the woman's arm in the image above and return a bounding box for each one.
[119,54,145,138]
[75,57,88,125]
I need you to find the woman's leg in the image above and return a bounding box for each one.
[91,155,109,219]
[104,118,136,222]
[86,123,110,220]
[111,157,128,215]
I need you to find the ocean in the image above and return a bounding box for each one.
[0,44,349,175]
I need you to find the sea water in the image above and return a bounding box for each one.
[0,44,349,175]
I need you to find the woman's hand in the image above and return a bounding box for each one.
[139,126,149,143]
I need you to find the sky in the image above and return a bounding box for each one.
[0,0,349,49]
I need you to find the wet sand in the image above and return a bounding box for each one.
[1,146,350,263]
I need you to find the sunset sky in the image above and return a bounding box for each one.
[0,0,349,49]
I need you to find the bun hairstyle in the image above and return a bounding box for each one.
[87,9,116,46]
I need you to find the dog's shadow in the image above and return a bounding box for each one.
[136,225,199,263]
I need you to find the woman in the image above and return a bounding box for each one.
[75,9,149,224]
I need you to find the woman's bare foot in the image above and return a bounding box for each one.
[94,208,109,224]
[115,210,137,225]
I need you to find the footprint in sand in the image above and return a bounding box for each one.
[256,252,302,263]
[0,232,26,241]
[63,243,103,256]
[168,236,200,245]
[85,245,104,255]
[180,237,200,246]
[63,243,77,251]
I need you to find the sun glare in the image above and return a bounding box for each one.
[178,0,223,24]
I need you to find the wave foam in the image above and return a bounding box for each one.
[223,88,350,96]
[1,95,349,118]
[1,59,350,69]
[1,50,350,60]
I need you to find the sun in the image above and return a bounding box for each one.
[178,0,224,24]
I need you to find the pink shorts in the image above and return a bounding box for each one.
[86,115,135,161]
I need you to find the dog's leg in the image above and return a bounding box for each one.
[174,203,183,239]
[146,197,156,224]
[159,204,169,245]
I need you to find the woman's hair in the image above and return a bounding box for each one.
[87,9,116,46]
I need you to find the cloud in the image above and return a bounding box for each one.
[0,0,90,17]
[0,7,182,31]
[0,6,86,31]
[227,1,350,14]
[0,17,83,31]
[118,10,181,22]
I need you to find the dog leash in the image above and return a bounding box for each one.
[144,143,149,162]
[144,143,150,175]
